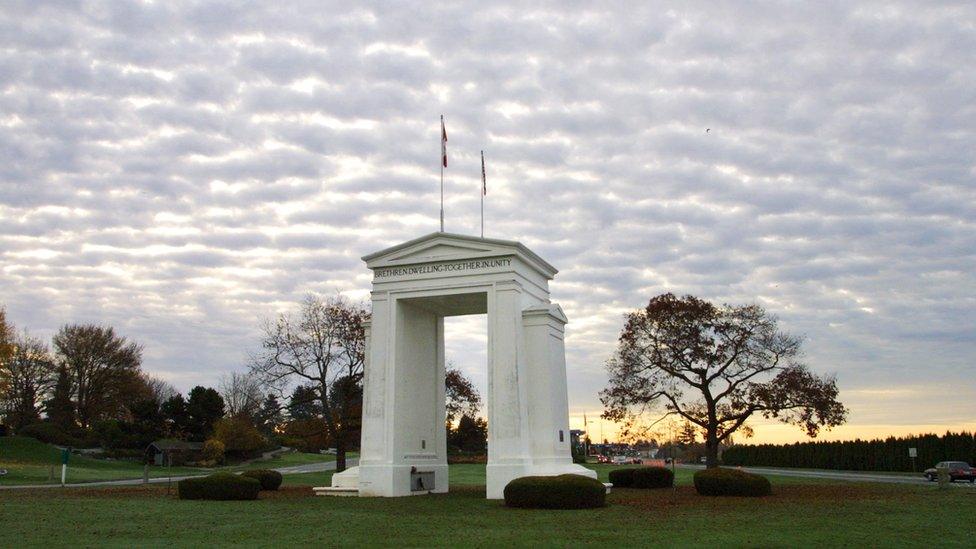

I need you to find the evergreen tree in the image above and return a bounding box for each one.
[449,414,487,453]
[186,386,224,441]
[45,366,75,430]
[288,385,322,420]
[160,394,190,437]
[257,393,284,436]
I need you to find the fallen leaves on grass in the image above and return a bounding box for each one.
[611,483,910,514]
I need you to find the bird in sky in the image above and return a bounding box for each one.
[706,128,711,133]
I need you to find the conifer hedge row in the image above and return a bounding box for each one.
[722,432,976,472]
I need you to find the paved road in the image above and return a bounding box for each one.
[0,459,357,491]
[679,464,976,487]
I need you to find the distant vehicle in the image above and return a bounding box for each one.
[596,454,611,464]
[700,457,707,464]
[611,455,630,465]
[321,448,337,455]
[924,461,975,482]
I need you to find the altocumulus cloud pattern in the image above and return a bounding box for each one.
[0,1,974,440]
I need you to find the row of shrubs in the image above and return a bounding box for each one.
[607,466,771,496]
[177,469,283,500]
[502,467,770,509]
[176,466,768,506]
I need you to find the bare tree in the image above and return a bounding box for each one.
[601,293,847,468]
[249,294,368,472]
[52,324,143,429]
[1,330,56,430]
[143,375,179,406]
[219,371,264,419]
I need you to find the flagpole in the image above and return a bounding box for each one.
[480,150,485,238]
[440,159,444,232]
[440,115,445,232]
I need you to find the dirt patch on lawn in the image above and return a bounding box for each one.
[612,483,909,514]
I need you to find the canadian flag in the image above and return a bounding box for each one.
[441,116,448,168]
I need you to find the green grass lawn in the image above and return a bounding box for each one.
[0,437,341,485]
[0,436,204,485]
[230,450,340,471]
[3,462,973,548]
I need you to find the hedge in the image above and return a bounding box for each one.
[693,468,771,497]
[178,473,261,500]
[723,431,976,473]
[609,467,674,488]
[242,469,283,491]
[504,474,606,509]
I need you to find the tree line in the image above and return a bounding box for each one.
[722,432,976,472]
[1,298,487,468]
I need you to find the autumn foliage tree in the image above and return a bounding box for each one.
[445,366,481,427]
[601,293,847,468]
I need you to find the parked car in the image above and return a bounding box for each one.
[611,455,631,465]
[923,461,975,482]
[596,454,611,464]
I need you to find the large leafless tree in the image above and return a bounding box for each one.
[52,324,143,429]
[601,293,847,468]
[250,294,368,472]
[219,371,265,419]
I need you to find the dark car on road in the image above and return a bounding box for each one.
[924,461,975,482]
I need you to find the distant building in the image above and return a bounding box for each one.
[145,439,203,466]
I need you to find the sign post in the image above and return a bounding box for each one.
[908,447,917,473]
[60,448,70,486]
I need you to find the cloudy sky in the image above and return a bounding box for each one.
[2,1,974,443]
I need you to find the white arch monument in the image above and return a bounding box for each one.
[327,232,595,499]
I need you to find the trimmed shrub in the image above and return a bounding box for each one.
[242,469,283,491]
[504,474,606,509]
[608,468,636,487]
[632,467,674,488]
[694,468,771,497]
[609,467,674,489]
[178,473,261,500]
